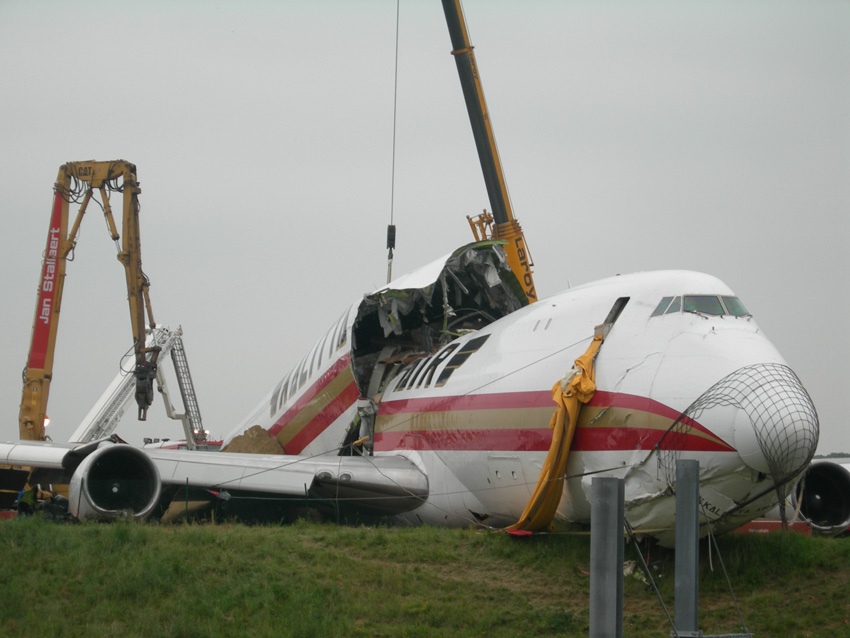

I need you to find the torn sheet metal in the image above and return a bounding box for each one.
[361,240,527,338]
[350,241,528,396]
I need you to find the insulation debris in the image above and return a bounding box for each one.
[220,425,285,455]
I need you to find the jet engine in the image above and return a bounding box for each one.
[68,444,162,521]
[795,461,850,535]
[767,460,850,535]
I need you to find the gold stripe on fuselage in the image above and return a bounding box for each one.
[275,366,357,448]
[376,406,552,436]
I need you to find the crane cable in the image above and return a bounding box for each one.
[386,0,400,284]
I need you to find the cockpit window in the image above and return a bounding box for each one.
[721,296,750,317]
[666,296,681,314]
[652,294,751,318]
[651,296,674,317]
[684,295,725,316]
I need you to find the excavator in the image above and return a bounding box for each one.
[2,160,210,513]
[18,160,159,442]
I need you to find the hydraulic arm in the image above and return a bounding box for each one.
[442,0,537,303]
[19,160,159,441]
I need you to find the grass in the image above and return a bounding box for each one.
[1,516,848,637]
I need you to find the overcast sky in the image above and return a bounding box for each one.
[1,0,847,453]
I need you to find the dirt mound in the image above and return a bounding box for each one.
[220,425,285,455]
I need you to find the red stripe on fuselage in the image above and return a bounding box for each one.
[375,390,732,453]
[268,353,360,454]
[375,428,552,452]
[274,361,734,455]
[282,381,360,454]
[374,425,732,453]
[378,390,552,414]
[589,391,703,430]
[379,390,704,422]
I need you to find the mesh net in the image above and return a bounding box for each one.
[657,363,819,491]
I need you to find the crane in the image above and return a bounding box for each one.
[442,0,537,303]
[19,160,159,441]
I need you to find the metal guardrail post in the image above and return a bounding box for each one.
[590,476,624,638]
[675,459,700,636]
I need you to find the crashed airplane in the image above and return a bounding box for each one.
[2,0,840,543]
[2,242,828,543]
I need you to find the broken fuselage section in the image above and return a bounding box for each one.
[215,240,818,539]
[215,241,527,518]
[231,241,528,458]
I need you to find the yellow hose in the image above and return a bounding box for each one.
[507,335,603,532]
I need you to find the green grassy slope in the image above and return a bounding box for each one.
[1,518,847,637]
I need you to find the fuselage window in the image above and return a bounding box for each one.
[292,352,310,396]
[329,306,351,356]
[651,297,674,317]
[337,305,353,350]
[684,295,725,316]
[315,329,330,371]
[301,342,321,387]
[309,336,323,376]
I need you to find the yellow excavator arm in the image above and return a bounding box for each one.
[19,160,159,440]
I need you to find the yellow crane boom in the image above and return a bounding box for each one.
[442,0,537,302]
[19,160,159,441]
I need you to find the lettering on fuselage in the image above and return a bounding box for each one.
[391,333,491,393]
[698,495,724,519]
[270,376,287,418]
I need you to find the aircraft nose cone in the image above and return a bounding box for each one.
[702,363,819,481]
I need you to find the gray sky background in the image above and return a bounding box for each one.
[1,0,847,453]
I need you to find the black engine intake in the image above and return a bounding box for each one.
[796,460,850,534]
[68,444,162,521]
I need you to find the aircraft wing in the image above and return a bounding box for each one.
[0,439,428,521]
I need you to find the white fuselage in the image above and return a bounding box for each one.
[225,269,818,541]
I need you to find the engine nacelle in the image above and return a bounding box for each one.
[767,461,850,535]
[68,444,162,521]
[796,461,850,534]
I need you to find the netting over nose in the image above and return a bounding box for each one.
[658,363,819,486]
